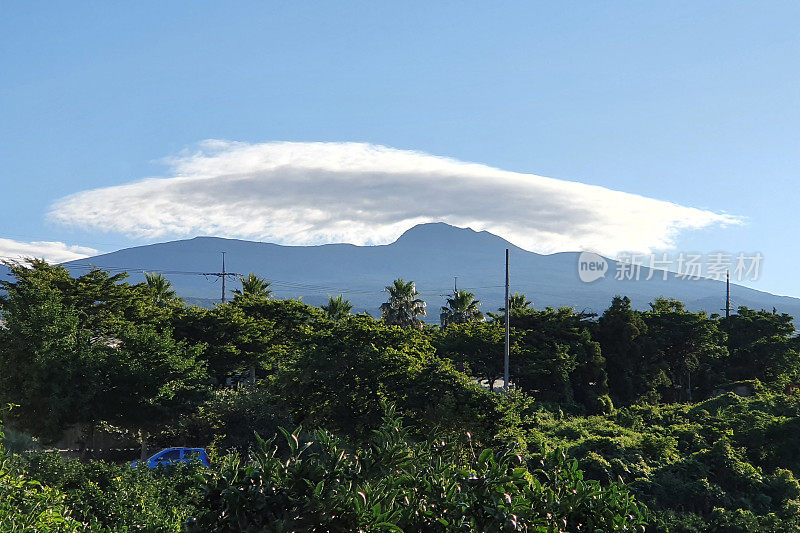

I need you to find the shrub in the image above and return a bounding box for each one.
[0,418,82,532]
[186,405,647,532]
[18,452,202,531]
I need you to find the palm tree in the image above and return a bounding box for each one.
[322,294,353,321]
[380,278,427,329]
[440,290,484,328]
[233,273,272,300]
[144,272,176,306]
[505,293,532,313]
[489,292,532,322]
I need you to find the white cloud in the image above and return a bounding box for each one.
[0,238,99,264]
[48,141,741,255]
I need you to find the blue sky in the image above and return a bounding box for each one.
[2,2,799,296]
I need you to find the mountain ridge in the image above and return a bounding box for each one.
[2,223,797,323]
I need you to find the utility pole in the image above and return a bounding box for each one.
[454,276,458,293]
[203,252,240,304]
[725,270,730,318]
[222,252,227,303]
[504,248,510,391]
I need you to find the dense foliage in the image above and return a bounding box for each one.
[187,406,645,532]
[9,452,202,531]
[0,420,83,532]
[2,260,800,530]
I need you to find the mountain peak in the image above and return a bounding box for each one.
[392,222,516,249]
[396,222,474,238]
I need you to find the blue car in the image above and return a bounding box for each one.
[130,447,210,468]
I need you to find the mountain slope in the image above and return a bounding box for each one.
[48,222,800,322]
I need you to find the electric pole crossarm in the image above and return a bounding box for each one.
[203,251,241,304]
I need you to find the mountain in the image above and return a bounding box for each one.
[12,223,800,322]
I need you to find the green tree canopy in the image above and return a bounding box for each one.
[0,261,208,455]
[1,259,140,335]
[172,304,273,384]
[719,306,800,388]
[642,297,728,403]
[435,321,510,391]
[102,323,209,459]
[0,279,105,442]
[276,316,500,442]
[594,296,650,406]
[510,306,608,410]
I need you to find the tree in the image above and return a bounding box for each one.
[719,307,800,388]
[174,386,291,453]
[594,296,650,406]
[510,307,608,409]
[0,258,73,296]
[380,278,426,329]
[0,279,105,443]
[102,324,209,460]
[230,297,327,349]
[508,292,532,311]
[435,322,509,391]
[440,290,484,328]
[172,304,271,384]
[496,292,533,315]
[642,297,727,403]
[143,272,177,306]
[321,294,353,321]
[488,292,533,322]
[0,272,209,458]
[1,259,137,336]
[233,273,272,300]
[276,316,499,442]
[0,260,192,449]
[174,297,328,383]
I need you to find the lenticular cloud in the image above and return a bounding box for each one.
[0,238,99,264]
[48,141,739,255]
